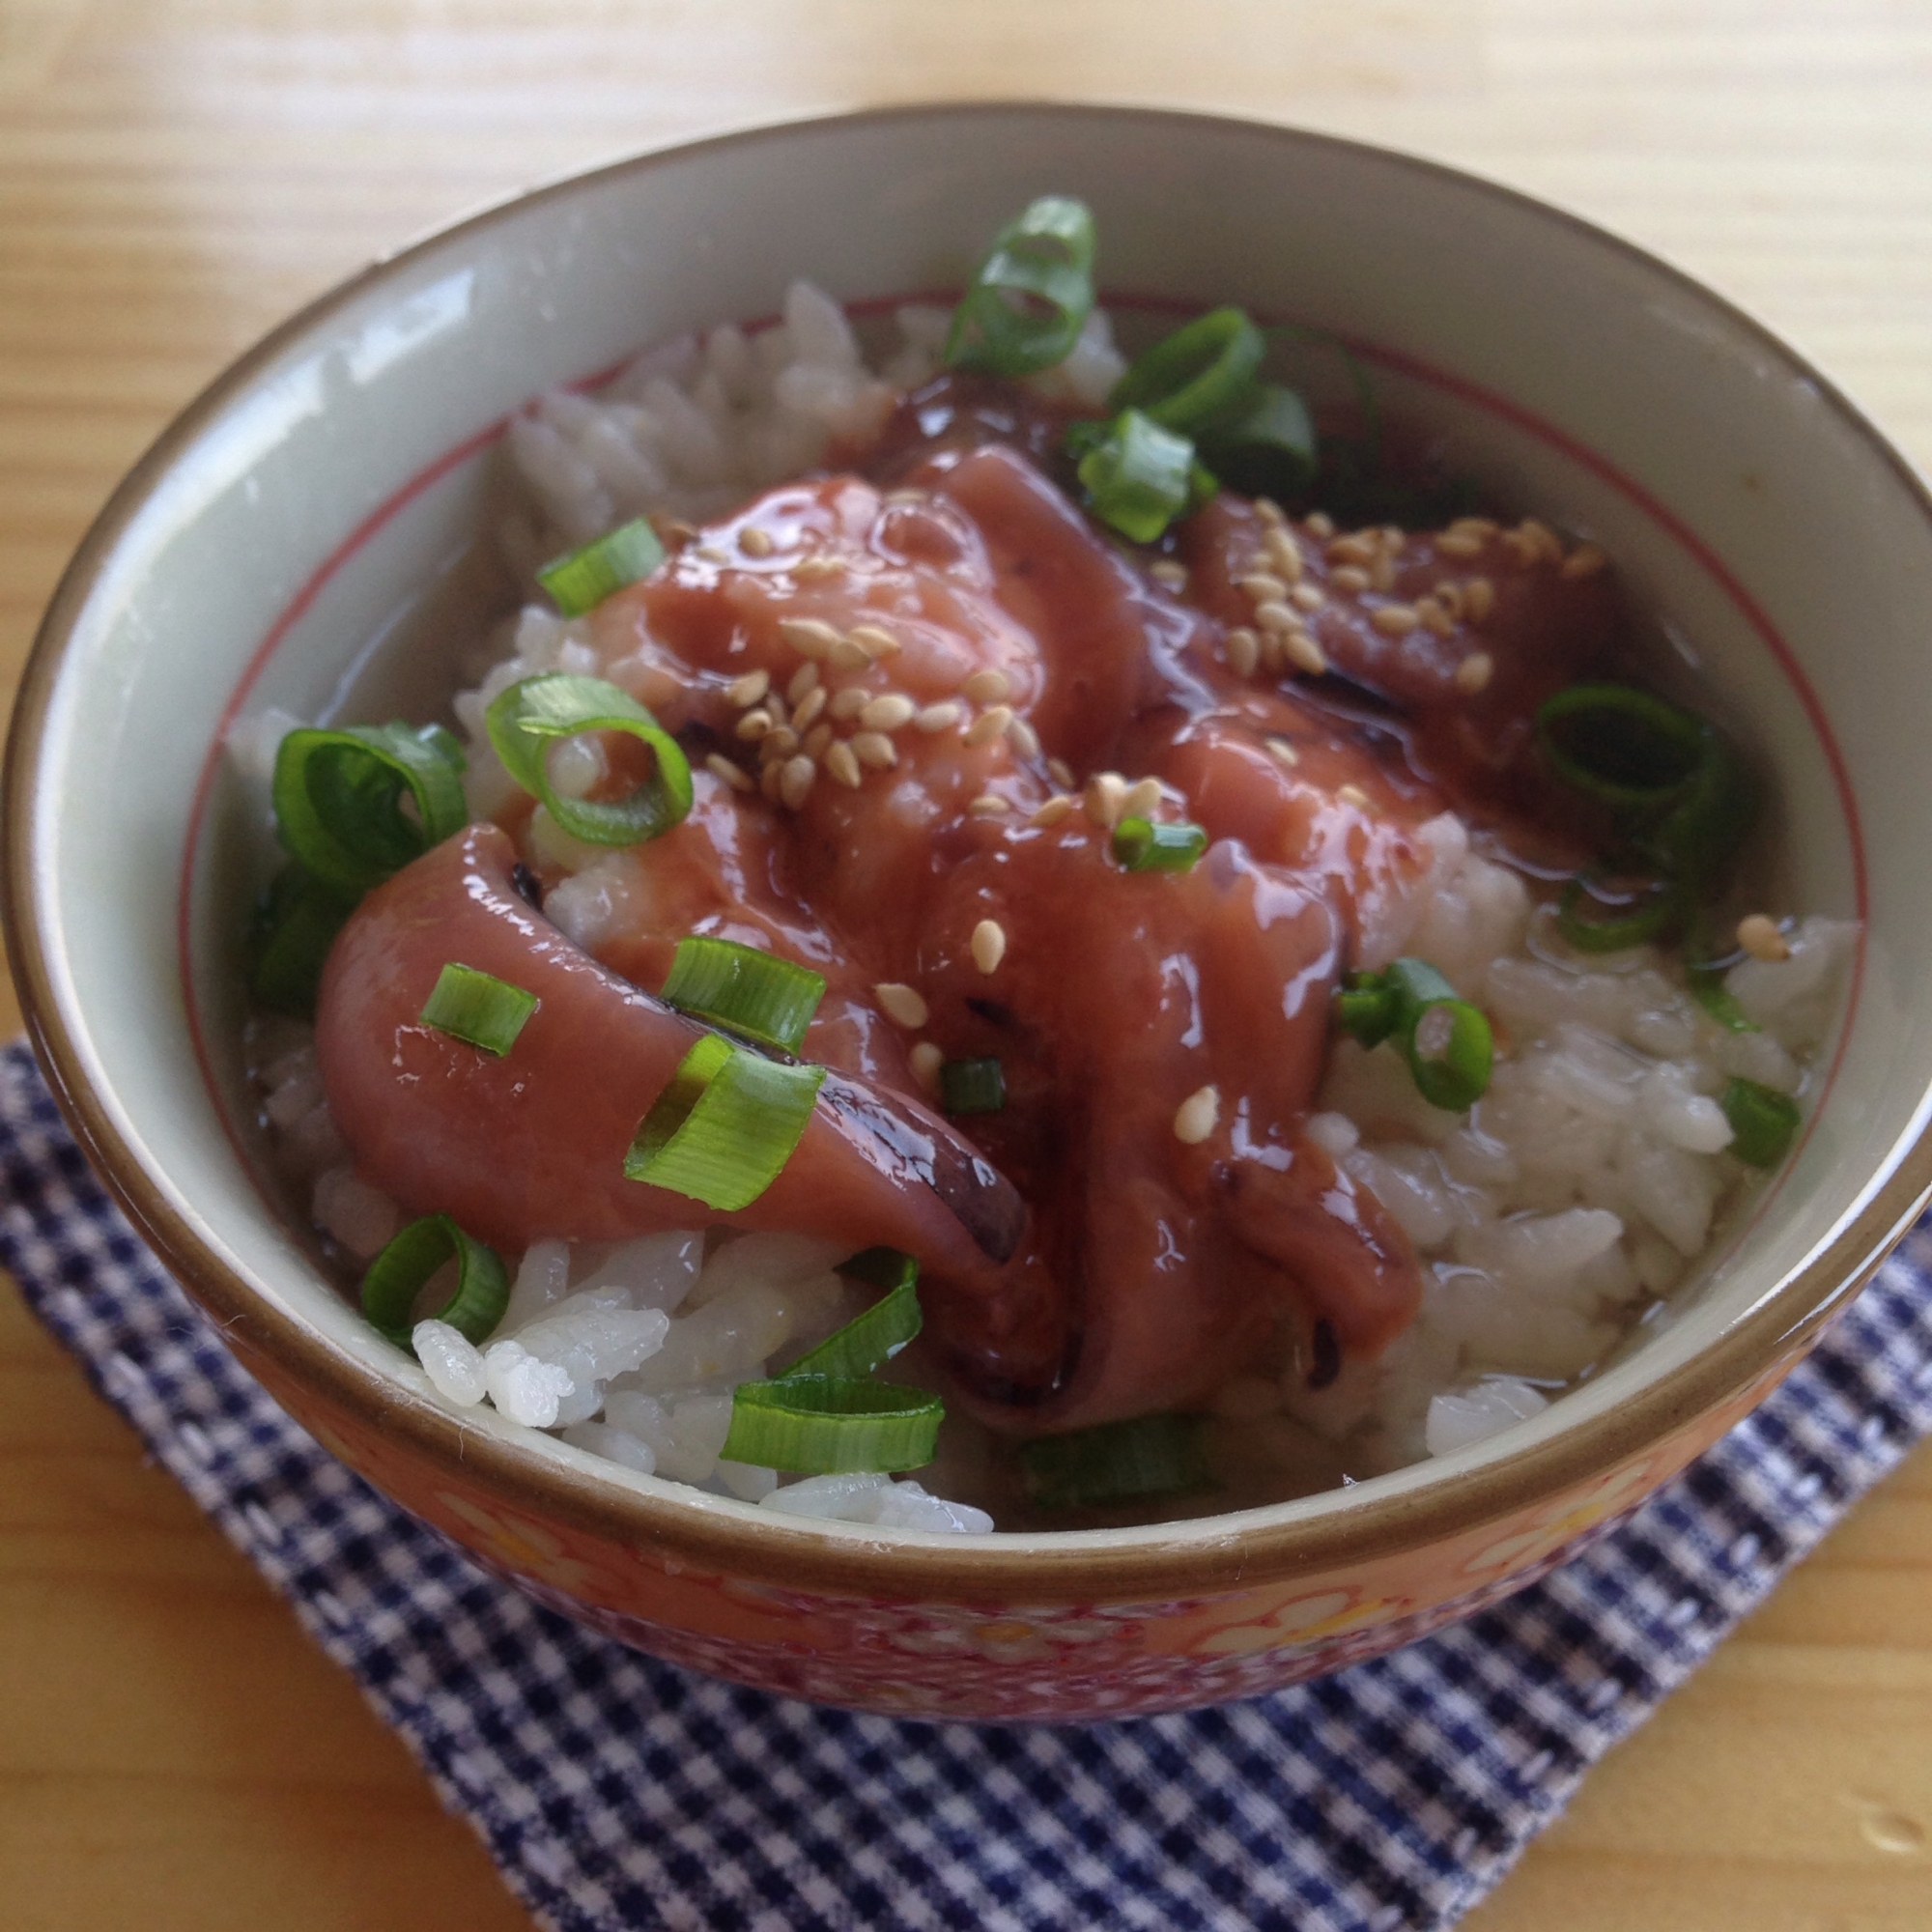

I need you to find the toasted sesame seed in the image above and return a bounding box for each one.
[830,636,871,669]
[1337,782,1371,809]
[1285,631,1328,676]
[1520,518,1561,560]
[1259,630,1285,674]
[1464,577,1495,622]
[695,543,731,564]
[1174,1084,1220,1145]
[1369,553,1397,593]
[1029,794,1076,828]
[1305,512,1336,539]
[1085,771,1129,828]
[1007,715,1041,759]
[1737,913,1790,962]
[1253,598,1296,634]
[825,740,863,788]
[1227,627,1261,678]
[1453,650,1494,696]
[779,754,816,810]
[764,685,789,726]
[1372,603,1421,636]
[963,704,1013,748]
[909,1040,945,1092]
[857,693,916,732]
[705,753,753,792]
[786,661,820,705]
[1047,756,1076,788]
[1150,559,1189,590]
[1265,530,1305,582]
[735,708,775,740]
[725,668,771,708]
[962,668,1011,703]
[848,622,901,657]
[1327,532,1378,566]
[1449,516,1498,538]
[1264,735,1300,768]
[779,616,841,659]
[874,981,929,1028]
[791,685,828,731]
[1290,582,1325,611]
[1255,496,1286,526]
[665,519,700,545]
[1418,596,1456,638]
[851,730,897,769]
[758,726,801,764]
[1239,572,1290,603]
[1330,564,1372,594]
[1435,531,1485,559]
[829,687,871,721]
[968,793,1011,817]
[971,918,1007,974]
[1501,530,1541,568]
[914,699,965,733]
[1121,777,1163,819]
[760,760,783,802]
[738,526,776,557]
[1434,581,1465,619]
[791,553,844,582]
[803,722,834,760]
[1560,543,1607,580]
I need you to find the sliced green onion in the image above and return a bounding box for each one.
[944,195,1096,377]
[1201,384,1319,500]
[1536,683,1707,811]
[1076,408,1203,544]
[418,961,539,1056]
[1642,724,1756,882]
[940,1057,1006,1116]
[536,516,666,617]
[1018,1412,1210,1512]
[246,864,354,1018]
[624,1032,825,1210]
[1113,815,1208,872]
[1333,959,1493,1110]
[360,1213,508,1349]
[1689,962,1760,1034]
[659,935,825,1055]
[1721,1077,1801,1167]
[486,671,694,847]
[784,1256,922,1381]
[271,722,469,897]
[1110,307,1265,436]
[1555,873,1689,953]
[718,1376,944,1474]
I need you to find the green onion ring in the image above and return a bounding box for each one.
[1110,306,1265,436]
[486,671,694,847]
[1332,959,1493,1110]
[418,961,540,1057]
[1199,384,1319,500]
[361,1214,509,1349]
[537,516,667,617]
[623,1032,825,1211]
[270,722,469,897]
[659,935,826,1055]
[1535,683,1707,812]
[1720,1077,1801,1167]
[783,1256,922,1381]
[245,864,355,1019]
[719,1377,945,1473]
[1113,815,1208,872]
[1075,408,1203,545]
[944,195,1097,377]
[1555,874,1690,953]
[1018,1412,1211,1512]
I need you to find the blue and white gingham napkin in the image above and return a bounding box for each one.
[4,1037,1930,1932]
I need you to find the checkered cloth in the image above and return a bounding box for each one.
[4,1039,1930,1930]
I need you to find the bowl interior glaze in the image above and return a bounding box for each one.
[11,103,1932,1601]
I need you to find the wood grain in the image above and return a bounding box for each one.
[3,3,1930,1925]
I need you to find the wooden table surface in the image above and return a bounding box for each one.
[4,3,1931,1926]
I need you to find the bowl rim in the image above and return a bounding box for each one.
[10,99,1932,1605]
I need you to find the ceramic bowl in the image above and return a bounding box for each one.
[11,104,1932,1721]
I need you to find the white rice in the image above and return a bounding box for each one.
[237,279,1855,1520]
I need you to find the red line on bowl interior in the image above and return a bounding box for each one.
[181,293,1870,1240]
